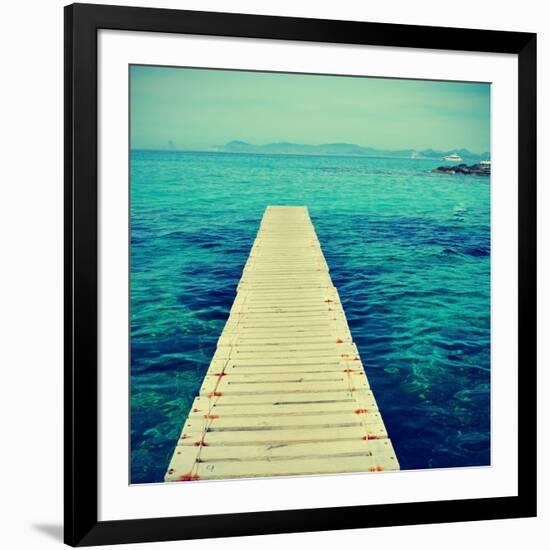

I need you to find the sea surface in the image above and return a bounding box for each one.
[130,150,490,484]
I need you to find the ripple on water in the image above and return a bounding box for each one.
[130,151,490,483]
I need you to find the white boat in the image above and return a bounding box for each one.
[479,159,491,166]
[443,153,463,162]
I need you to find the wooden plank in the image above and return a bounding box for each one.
[207,360,360,373]
[175,439,397,463]
[220,323,348,332]
[190,389,378,407]
[165,439,398,481]
[231,297,341,306]
[214,342,358,354]
[165,455,398,482]
[193,402,377,417]
[205,357,363,368]
[194,388,375,405]
[188,397,379,416]
[222,327,351,337]
[184,411,386,431]
[210,348,360,362]
[175,424,388,447]
[219,331,352,342]
[165,205,398,482]
[199,378,370,397]
[200,371,363,383]
[181,425,388,447]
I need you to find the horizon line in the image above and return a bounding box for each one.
[129,149,490,162]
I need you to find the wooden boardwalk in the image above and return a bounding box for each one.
[165,206,399,481]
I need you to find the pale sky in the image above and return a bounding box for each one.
[130,65,490,153]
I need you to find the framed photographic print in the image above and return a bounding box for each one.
[64,2,537,546]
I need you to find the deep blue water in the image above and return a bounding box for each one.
[130,150,490,484]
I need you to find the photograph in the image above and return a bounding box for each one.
[129,65,491,484]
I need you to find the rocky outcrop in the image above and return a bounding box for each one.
[432,163,490,176]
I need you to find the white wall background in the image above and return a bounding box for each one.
[0,0,547,548]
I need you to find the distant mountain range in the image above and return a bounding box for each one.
[214,141,489,161]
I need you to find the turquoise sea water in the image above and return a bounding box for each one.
[130,150,490,484]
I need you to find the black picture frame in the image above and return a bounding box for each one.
[64,2,537,546]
